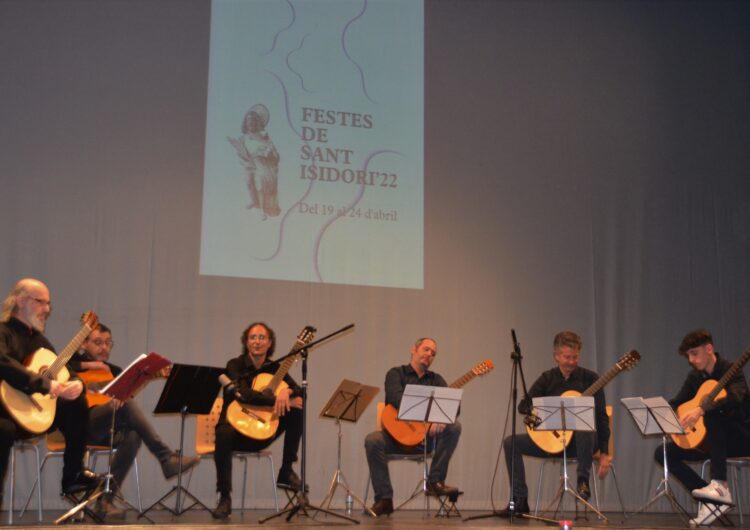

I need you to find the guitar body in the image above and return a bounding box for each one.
[227,372,288,440]
[79,369,114,408]
[0,347,70,434]
[526,389,579,454]
[671,379,726,449]
[381,403,428,447]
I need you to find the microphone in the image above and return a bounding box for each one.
[511,328,521,356]
[218,373,243,402]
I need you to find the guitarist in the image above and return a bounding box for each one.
[499,331,611,517]
[68,322,201,519]
[212,322,304,520]
[0,278,100,504]
[656,329,750,527]
[364,337,461,517]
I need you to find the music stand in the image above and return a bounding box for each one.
[140,363,224,517]
[317,379,379,517]
[529,395,607,522]
[622,396,692,524]
[394,384,462,511]
[54,352,170,524]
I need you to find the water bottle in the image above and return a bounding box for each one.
[345,493,353,515]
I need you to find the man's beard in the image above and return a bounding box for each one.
[29,314,46,332]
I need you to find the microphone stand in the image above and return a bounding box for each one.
[464,329,531,523]
[259,324,358,524]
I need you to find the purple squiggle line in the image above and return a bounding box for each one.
[265,0,296,55]
[341,0,376,104]
[252,71,317,261]
[312,149,402,281]
[286,34,313,93]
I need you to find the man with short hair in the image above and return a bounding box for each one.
[69,322,201,519]
[0,278,100,505]
[656,329,750,527]
[498,331,611,517]
[364,337,462,517]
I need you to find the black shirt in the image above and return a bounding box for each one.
[218,353,302,423]
[669,353,750,423]
[0,317,55,395]
[384,363,449,410]
[520,365,610,454]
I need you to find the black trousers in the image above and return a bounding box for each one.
[214,408,302,495]
[656,413,750,492]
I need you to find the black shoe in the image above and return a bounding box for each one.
[426,480,459,496]
[369,498,394,517]
[212,494,231,519]
[62,468,101,494]
[497,498,530,518]
[577,477,591,501]
[276,468,309,492]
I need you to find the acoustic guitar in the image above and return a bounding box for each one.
[527,350,640,454]
[227,325,316,440]
[381,359,494,447]
[0,311,98,434]
[671,346,750,450]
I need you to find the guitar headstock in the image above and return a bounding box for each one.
[472,359,495,376]
[80,311,99,331]
[616,350,641,371]
[294,325,317,349]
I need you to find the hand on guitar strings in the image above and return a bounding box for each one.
[679,406,704,431]
[273,387,303,416]
[50,379,84,400]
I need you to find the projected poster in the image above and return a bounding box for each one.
[200,0,424,288]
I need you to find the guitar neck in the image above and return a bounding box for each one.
[265,354,297,393]
[582,364,622,397]
[707,348,750,403]
[449,369,478,389]
[44,324,94,379]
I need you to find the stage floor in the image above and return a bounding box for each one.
[1,508,746,529]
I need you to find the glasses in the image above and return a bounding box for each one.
[28,296,52,309]
[248,334,268,341]
[90,339,114,347]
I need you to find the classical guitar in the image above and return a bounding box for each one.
[527,350,640,454]
[0,311,99,434]
[671,346,750,450]
[227,325,316,440]
[381,359,495,447]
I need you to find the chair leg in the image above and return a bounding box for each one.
[363,473,371,509]
[240,456,248,513]
[8,445,15,524]
[730,464,742,526]
[133,457,143,513]
[20,453,53,518]
[267,454,279,512]
[534,460,547,515]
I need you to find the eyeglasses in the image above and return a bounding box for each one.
[248,334,268,341]
[28,296,52,309]
[90,339,114,347]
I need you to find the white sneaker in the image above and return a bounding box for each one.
[689,502,731,527]
[692,480,733,505]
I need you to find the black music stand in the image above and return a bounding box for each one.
[395,384,462,511]
[317,379,379,517]
[622,396,692,525]
[54,352,171,524]
[528,395,607,522]
[140,363,223,517]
